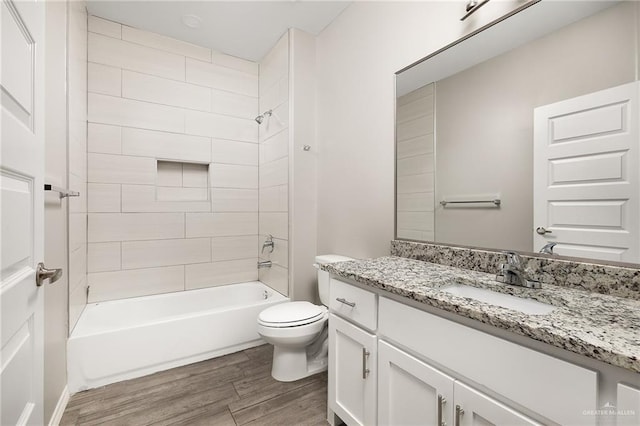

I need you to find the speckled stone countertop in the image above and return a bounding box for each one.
[324,256,640,374]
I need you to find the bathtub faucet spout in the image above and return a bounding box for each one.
[257,260,272,269]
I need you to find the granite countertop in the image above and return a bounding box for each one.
[324,256,640,373]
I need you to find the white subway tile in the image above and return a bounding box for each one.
[185,260,258,290]
[88,266,184,302]
[122,127,210,163]
[69,244,87,291]
[182,163,209,188]
[89,93,184,133]
[211,89,257,119]
[259,212,288,240]
[185,110,257,142]
[88,153,156,185]
[121,25,211,62]
[212,236,258,261]
[259,102,288,142]
[88,213,184,242]
[210,164,258,189]
[88,62,121,96]
[88,16,121,39]
[259,129,288,164]
[259,33,288,97]
[259,185,288,212]
[88,183,121,212]
[186,58,258,97]
[69,278,87,331]
[157,186,208,202]
[212,139,258,165]
[89,33,185,81]
[69,212,87,252]
[260,76,288,112]
[186,212,258,237]
[88,242,121,272]
[212,189,258,212]
[88,123,122,154]
[121,185,211,213]
[258,263,288,296]
[122,70,211,112]
[157,161,183,187]
[259,156,288,188]
[121,238,210,269]
[211,51,258,75]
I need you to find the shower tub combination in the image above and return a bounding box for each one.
[68,281,287,392]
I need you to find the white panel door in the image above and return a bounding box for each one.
[454,381,541,426]
[1,0,45,424]
[328,313,377,426]
[533,82,639,262]
[378,340,454,426]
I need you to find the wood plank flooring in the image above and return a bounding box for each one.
[60,345,328,426]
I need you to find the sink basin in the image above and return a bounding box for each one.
[442,284,556,315]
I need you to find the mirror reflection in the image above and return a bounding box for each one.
[395,1,640,264]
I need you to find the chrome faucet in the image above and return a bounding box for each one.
[257,260,272,269]
[539,242,557,255]
[261,234,274,254]
[496,251,541,289]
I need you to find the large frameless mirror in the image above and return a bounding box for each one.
[395,0,640,265]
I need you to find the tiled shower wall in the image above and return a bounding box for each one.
[68,3,88,330]
[258,33,290,296]
[86,16,260,302]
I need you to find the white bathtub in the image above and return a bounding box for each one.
[67,281,287,392]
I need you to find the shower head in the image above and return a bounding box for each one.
[254,110,273,125]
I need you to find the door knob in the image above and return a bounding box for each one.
[536,226,552,235]
[36,262,62,286]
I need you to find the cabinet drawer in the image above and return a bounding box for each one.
[330,278,377,331]
[379,297,597,426]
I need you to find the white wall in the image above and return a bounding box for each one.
[44,1,71,421]
[68,0,88,332]
[86,17,260,302]
[315,0,528,258]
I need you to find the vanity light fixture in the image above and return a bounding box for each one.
[461,0,490,21]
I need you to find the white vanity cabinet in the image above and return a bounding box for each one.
[328,278,603,426]
[328,278,379,426]
[617,383,640,425]
[378,340,454,426]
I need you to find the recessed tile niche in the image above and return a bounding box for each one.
[156,160,209,202]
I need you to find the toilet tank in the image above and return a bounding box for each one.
[315,254,354,306]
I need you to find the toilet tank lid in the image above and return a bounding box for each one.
[315,254,354,265]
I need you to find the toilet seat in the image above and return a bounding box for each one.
[258,301,327,328]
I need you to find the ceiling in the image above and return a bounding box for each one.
[87,1,351,62]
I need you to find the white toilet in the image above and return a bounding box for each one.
[257,254,353,382]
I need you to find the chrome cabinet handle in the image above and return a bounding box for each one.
[336,297,356,308]
[36,262,62,286]
[438,394,447,426]
[536,226,552,235]
[455,405,464,426]
[362,348,370,379]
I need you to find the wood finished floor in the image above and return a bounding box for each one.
[60,345,328,426]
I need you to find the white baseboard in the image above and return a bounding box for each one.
[48,385,69,426]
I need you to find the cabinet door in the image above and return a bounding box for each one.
[617,383,640,426]
[328,313,377,426]
[454,381,541,426]
[378,340,454,426]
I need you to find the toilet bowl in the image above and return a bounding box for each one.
[257,254,353,382]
